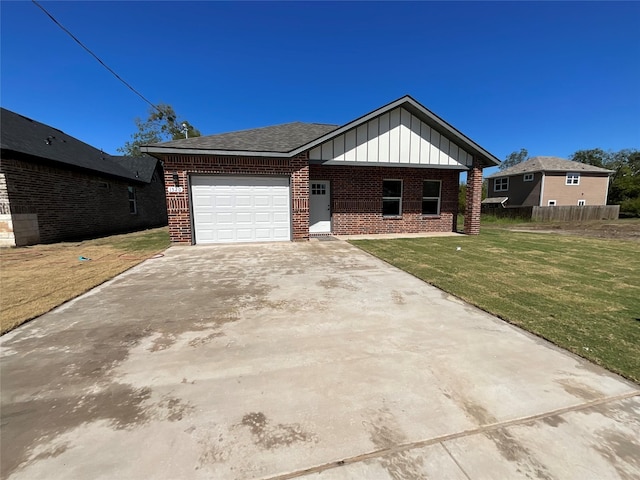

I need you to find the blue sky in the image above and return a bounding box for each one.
[2,1,639,176]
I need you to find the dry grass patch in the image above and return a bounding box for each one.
[1,228,169,334]
[352,228,640,383]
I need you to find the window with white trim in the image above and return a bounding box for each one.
[382,180,402,216]
[494,177,509,192]
[566,173,580,185]
[523,173,534,182]
[578,199,586,206]
[422,180,441,215]
[128,186,137,214]
[548,200,557,206]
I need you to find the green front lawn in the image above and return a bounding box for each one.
[351,229,640,383]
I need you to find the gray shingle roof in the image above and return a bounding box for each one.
[487,156,613,178]
[0,108,149,182]
[155,122,339,153]
[110,155,158,183]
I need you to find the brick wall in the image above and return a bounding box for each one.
[161,153,309,244]
[310,164,459,234]
[0,157,167,245]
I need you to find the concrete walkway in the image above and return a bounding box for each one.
[1,241,638,479]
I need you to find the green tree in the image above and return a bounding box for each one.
[569,148,609,168]
[500,148,529,170]
[118,104,201,157]
[570,148,640,214]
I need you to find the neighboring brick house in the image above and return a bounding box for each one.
[0,108,168,246]
[141,95,500,245]
[485,157,613,208]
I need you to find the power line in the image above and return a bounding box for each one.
[31,0,159,113]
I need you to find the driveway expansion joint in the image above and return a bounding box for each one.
[263,390,640,480]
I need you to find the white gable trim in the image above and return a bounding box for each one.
[292,95,500,166]
[308,107,474,168]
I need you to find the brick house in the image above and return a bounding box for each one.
[485,157,613,208]
[141,95,500,244]
[0,108,168,246]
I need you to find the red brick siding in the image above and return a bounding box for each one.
[161,153,309,244]
[0,157,168,244]
[464,158,482,235]
[310,165,459,234]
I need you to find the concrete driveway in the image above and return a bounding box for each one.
[1,240,639,479]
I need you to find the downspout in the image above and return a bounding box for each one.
[539,172,545,206]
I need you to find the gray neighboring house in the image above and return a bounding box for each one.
[0,107,168,247]
[485,156,613,208]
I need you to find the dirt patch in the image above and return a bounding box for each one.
[240,412,317,449]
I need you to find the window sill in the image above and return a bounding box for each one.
[422,215,441,219]
[382,215,402,219]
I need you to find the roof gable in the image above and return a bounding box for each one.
[487,156,614,178]
[0,108,147,182]
[307,106,474,169]
[295,95,499,167]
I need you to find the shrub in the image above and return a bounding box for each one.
[619,197,640,217]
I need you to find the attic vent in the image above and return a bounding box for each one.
[45,136,55,145]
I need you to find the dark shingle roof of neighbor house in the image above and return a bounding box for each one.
[487,156,614,178]
[141,95,501,167]
[154,122,340,153]
[0,107,154,183]
[110,155,158,183]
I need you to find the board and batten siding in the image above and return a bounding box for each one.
[309,107,473,168]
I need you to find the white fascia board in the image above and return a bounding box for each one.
[292,95,501,166]
[310,160,468,170]
[140,146,288,158]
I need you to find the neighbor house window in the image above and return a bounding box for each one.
[128,186,137,214]
[566,173,580,185]
[523,173,534,182]
[422,180,441,215]
[578,199,586,206]
[494,177,509,192]
[548,200,557,206]
[382,180,402,216]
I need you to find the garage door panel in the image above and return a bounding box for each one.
[235,212,253,224]
[191,176,291,244]
[215,195,233,207]
[254,212,271,223]
[235,195,252,207]
[236,229,254,240]
[215,212,233,225]
[253,195,271,207]
[273,196,289,207]
[272,212,289,222]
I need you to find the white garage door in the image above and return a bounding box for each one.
[191,176,291,244]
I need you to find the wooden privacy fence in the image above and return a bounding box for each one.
[532,205,620,221]
[483,205,620,221]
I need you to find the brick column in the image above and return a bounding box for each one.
[164,163,192,244]
[290,152,309,241]
[464,158,482,235]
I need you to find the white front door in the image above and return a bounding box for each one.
[309,180,331,234]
